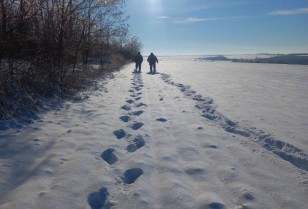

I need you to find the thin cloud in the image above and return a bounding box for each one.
[160,15,253,24]
[156,16,170,19]
[167,0,246,14]
[270,7,308,15]
[172,16,247,24]
[173,17,216,24]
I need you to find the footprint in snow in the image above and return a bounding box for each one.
[113,129,126,139]
[203,144,218,149]
[241,191,255,201]
[202,113,217,120]
[120,115,131,123]
[136,103,147,108]
[156,118,167,122]
[121,105,131,111]
[134,87,142,91]
[185,167,208,181]
[130,122,144,130]
[101,148,118,165]
[88,187,110,209]
[194,193,226,209]
[127,135,145,152]
[126,99,134,104]
[122,168,144,184]
[132,110,144,116]
[185,167,207,176]
[192,94,206,101]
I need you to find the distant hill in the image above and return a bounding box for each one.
[231,54,308,65]
[197,54,308,65]
[196,55,229,61]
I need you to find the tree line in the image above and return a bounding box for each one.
[0,0,141,118]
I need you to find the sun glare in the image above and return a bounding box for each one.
[147,0,163,13]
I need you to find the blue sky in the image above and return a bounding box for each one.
[125,0,308,55]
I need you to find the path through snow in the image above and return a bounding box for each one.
[0,61,307,209]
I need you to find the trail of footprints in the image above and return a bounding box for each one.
[87,73,156,209]
[87,72,273,209]
[160,73,308,172]
[87,73,257,208]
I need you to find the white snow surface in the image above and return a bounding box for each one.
[0,56,307,209]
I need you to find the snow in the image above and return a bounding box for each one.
[0,56,307,209]
[159,56,308,151]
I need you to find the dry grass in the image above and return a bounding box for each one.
[0,56,129,121]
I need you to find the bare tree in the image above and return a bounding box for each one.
[0,0,137,108]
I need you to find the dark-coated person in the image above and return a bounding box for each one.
[134,52,143,73]
[147,52,158,74]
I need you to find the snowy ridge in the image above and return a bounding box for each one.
[160,73,308,171]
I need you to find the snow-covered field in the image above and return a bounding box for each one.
[0,56,307,209]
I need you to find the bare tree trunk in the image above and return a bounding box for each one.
[57,0,66,68]
[0,0,7,65]
[73,23,86,72]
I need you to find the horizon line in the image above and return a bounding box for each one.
[140,52,308,56]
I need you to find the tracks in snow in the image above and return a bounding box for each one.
[160,73,308,171]
[87,70,307,209]
[87,72,149,209]
[1,65,306,209]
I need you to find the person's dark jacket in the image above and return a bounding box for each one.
[147,54,158,64]
[134,54,143,64]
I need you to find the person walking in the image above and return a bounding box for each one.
[134,52,143,73]
[147,52,158,74]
